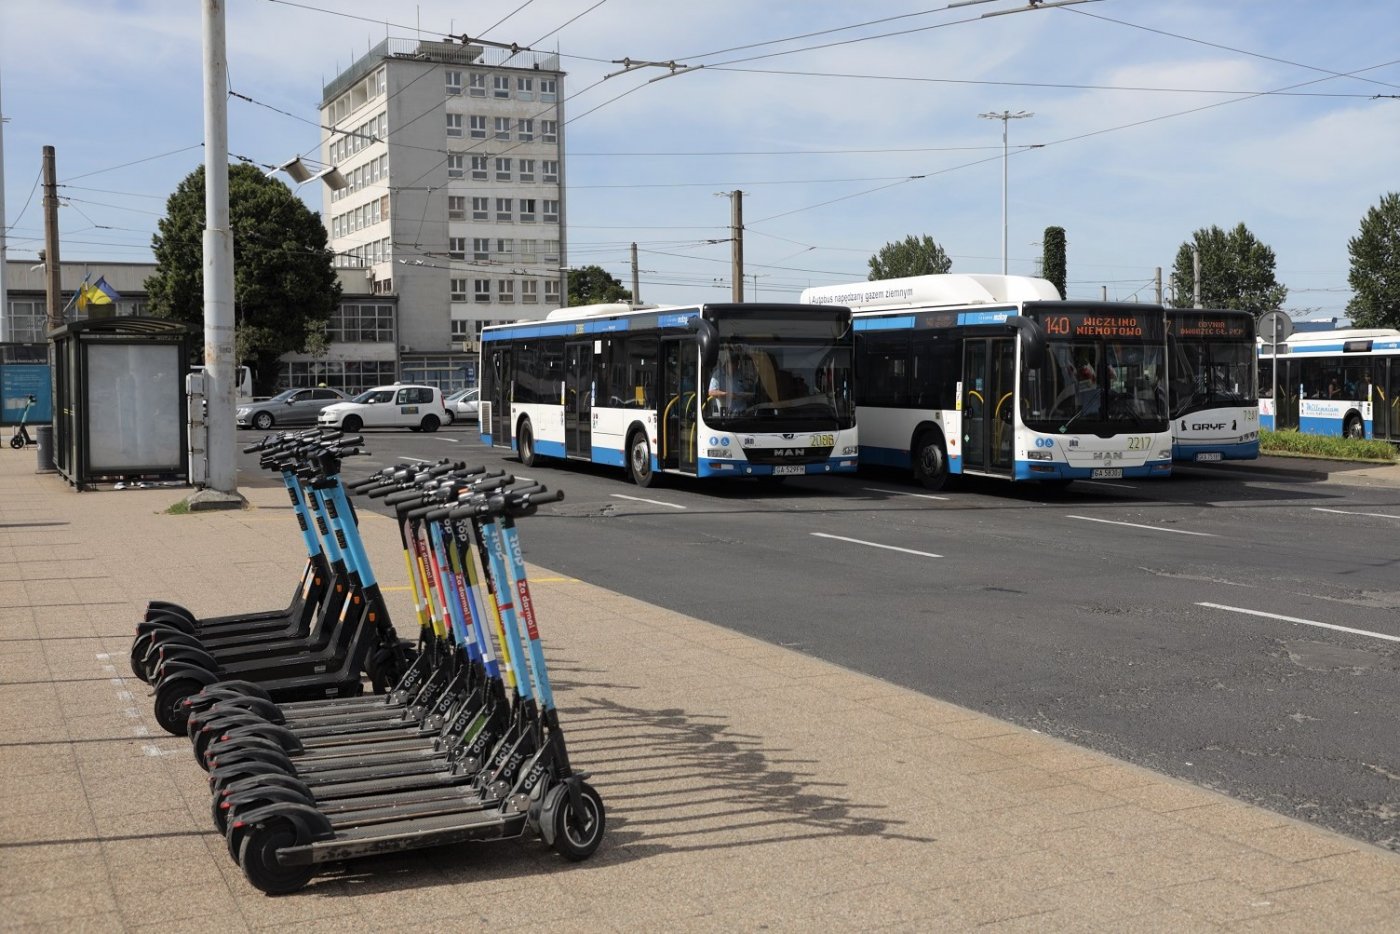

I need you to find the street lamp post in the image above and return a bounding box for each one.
[979,110,1033,276]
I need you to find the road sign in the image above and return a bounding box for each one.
[1258,310,1294,345]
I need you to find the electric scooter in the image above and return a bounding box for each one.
[8,394,35,449]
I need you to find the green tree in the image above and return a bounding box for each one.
[1041,226,1067,298]
[1345,192,1400,329]
[145,163,340,396]
[567,265,631,306]
[867,234,952,281]
[1167,223,1287,313]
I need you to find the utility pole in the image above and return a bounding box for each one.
[1154,267,1162,305]
[0,70,9,342]
[1191,246,1202,309]
[42,146,63,333]
[978,110,1033,276]
[192,0,242,507]
[729,190,744,303]
[630,241,640,306]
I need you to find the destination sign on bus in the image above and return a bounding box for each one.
[1040,312,1148,339]
[1167,313,1250,339]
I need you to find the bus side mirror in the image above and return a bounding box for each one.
[689,316,719,373]
[1009,316,1047,369]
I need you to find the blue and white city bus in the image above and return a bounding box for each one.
[480,302,858,486]
[1165,309,1259,462]
[1258,328,1400,442]
[800,274,1173,489]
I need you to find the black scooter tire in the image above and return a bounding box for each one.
[551,782,606,862]
[153,678,203,736]
[238,818,315,896]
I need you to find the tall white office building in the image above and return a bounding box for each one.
[295,38,566,391]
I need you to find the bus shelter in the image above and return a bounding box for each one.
[48,317,195,490]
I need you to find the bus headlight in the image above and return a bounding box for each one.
[842,445,858,455]
[706,448,732,458]
[1027,450,1053,461]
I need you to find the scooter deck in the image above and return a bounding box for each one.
[278,808,529,866]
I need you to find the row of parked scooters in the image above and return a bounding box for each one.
[129,429,604,894]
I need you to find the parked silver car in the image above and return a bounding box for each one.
[237,387,347,430]
[444,387,480,425]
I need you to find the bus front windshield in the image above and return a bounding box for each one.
[1168,341,1256,416]
[703,315,855,431]
[1022,339,1169,433]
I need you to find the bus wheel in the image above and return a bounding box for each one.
[1344,415,1364,440]
[518,419,538,467]
[628,431,656,487]
[912,431,949,492]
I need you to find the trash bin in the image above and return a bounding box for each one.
[34,425,56,474]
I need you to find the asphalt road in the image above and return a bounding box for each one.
[238,425,1400,852]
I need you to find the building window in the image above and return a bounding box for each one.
[445,70,462,95]
[469,72,486,97]
[519,198,536,223]
[517,119,533,143]
[473,238,490,262]
[474,279,491,303]
[495,238,514,258]
[494,117,511,140]
[516,76,534,100]
[469,115,487,139]
[542,160,559,183]
[520,239,538,261]
[327,302,395,343]
[471,155,488,180]
[493,75,510,98]
[495,157,511,182]
[496,198,513,222]
[522,279,539,304]
[451,318,473,339]
[542,119,558,143]
[472,197,489,221]
[498,279,515,303]
[448,196,466,220]
[450,278,468,302]
[544,240,560,262]
[449,237,467,260]
[540,78,557,102]
[519,159,535,183]
[543,199,559,223]
[446,113,462,137]
[545,279,561,304]
[448,155,465,178]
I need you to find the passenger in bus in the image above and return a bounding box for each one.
[1328,378,1341,399]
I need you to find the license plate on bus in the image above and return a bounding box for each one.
[1195,452,1223,462]
[1090,468,1123,479]
[773,465,806,476]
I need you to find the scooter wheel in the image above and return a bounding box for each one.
[239,818,315,896]
[153,678,203,736]
[129,638,151,682]
[551,782,606,862]
[8,436,22,450]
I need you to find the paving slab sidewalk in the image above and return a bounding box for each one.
[1,454,1398,933]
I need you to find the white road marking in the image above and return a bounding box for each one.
[862,487,950,501]
[438,437,461,444]
[610,493,687,510]
[1197,602,1400,644]
[1066,515,1215,537]
[1078,479,1140,489]
[1311,507,1400,520]
[811,532,941,559]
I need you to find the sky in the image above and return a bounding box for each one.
[2,0,1397,320]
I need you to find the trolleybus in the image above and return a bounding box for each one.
[799,274,1173,489]
[1258,328,1400,442]
[480,302,858,486]
[1165,309,1259,462]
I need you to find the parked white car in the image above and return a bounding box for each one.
[316,384,450,432]
[444,387,480,425]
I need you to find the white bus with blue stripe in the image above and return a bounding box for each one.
[800,275,1173,489]
[1258,328,1400,442]
[479,302,858,486]
[1166,310,1259,462]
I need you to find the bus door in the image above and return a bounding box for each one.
[961,338,1016,474]
[1376,359,1394,441]
[564,340,592,458]
[486,346,512,446]
[660,337,698,473]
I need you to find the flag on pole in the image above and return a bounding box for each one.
[89,276,122,305]
[63,273,92,314]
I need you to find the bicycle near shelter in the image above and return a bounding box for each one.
[1259,328,1400,442]
[1166,309,1259,462]
[480,302,858,486]
[800,274,1173,489]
